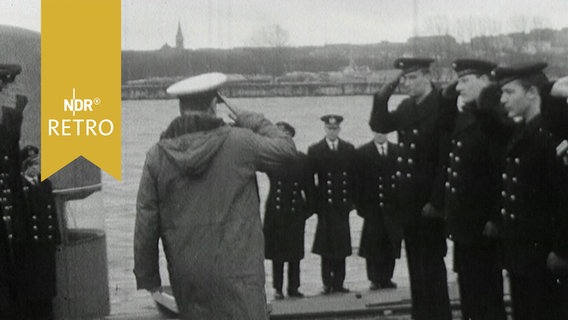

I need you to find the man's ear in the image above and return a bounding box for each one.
[527,86,540,100]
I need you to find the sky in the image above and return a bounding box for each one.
[2,0,568,50]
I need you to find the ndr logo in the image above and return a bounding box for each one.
[64,88,101,116]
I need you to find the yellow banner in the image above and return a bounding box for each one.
[41,0,121,180]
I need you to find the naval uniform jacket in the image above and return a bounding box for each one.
[308,138,357,258]
[355,141,403,259]
[18,177,60,299]
[498,116,568,275]
[444,107,502,246]
[0,106,28,307]
[369,79,455,224]
[263,152,311,262]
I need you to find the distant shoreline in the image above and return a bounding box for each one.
[122,81,411,100]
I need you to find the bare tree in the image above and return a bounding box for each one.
[246,24,291,76]
[248,24,290,48]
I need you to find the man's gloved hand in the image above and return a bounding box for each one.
[421,202,444,219]
[547,251,568,277]
[482,221,499,240]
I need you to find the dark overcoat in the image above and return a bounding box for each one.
[263,152,311,261]
[369,79,455,225]
[444,108,502,245]
[17,177,60,299]
[355,141,403,259]
[499,116,568,276]
[308,138,357,258]
[0,106,28,314]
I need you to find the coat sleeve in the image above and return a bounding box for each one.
[369,78,402,133]
[235,111,298,173]
[133,150,162,290]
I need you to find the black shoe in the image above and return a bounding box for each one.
[334,286,350,293]
[288,290,304,298]
[322,286,332,294]
[379,280,397,289]
[274,290,284,299]
[369,282,380,291]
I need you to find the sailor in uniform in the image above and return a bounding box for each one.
[263,121,310,299]
[308,115,357,294]
[487,62,568,320]
[0,64,28,319]
[355,132,402,290]
[445,59,506,320]
[369,58,453,320]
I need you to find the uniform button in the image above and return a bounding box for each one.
[292,191,297,195]
[391,175,396,180]
[327,172,332,177]
[512,177,517,183]
[399,142,404,148]
[379,177,383,181]
[451,139,456,144]
[506,158,511,163]
[276,205,280,210]
[379,202,384,207]
[501,208,506,215]
[276,197,280,201]
[447,168,451,174]
[408,159,413,165]
[276,189,281,193]
[515,158,520,164]
[379,193,384,198]
[406,173,412,178]
[48,235,53,240]
[2,216,9,222]
[410,143,416,149]
[7,234,13,240]
[48,215,53,219]
[397,157,403,163]
[413,129,419,135]
[457,141,463,148]
[449,152,454,158]
[455,156,460,162]
[501,191,506,197]
[3,156,8,161]
[48,225,53,230]
[510,195,516,201]
[342,181,347,185]
[379,185,384,190]
[33,225,38,230]
[502,173,507,180]
[396,171,401,177]
[327,190,332,194]
[328,199,333,203]
[343,172,347,176]
[343,198,347,202]
[452,172,458,178]
[277,181,282,185]
[291,208,295,212]
[451,187,456,193]
[33,235,38,240]
[401,130,406,135]
[327,181,332,186]
[342,190,347,194]
[445,182,450,188]
[510,214,516,220]
[294,182,299,186]
[391,184,395,188]
[32,215,37,220]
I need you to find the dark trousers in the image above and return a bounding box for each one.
[365,257,395,283]
[509,271,563,320]
[272,260,300,293]
[404,219,451,320]
[321,257,346,289]
[454,243,506,320]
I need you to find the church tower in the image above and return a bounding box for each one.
[176,21,184,50]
